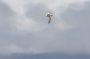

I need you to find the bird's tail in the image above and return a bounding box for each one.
[48,19,51,24]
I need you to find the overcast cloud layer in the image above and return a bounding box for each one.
[0,0,90,55]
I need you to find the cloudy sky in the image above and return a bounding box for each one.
[0,0,90,56]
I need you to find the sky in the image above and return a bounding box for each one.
[0,0,90,56]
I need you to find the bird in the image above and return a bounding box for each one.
[46,12,53,24]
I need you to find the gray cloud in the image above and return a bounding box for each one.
[26,3,51,24]
[24,1,90,54]
[0,2,15,31]
[0,1,90,55]
[59,1,90,53]
[0,2,17,46]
